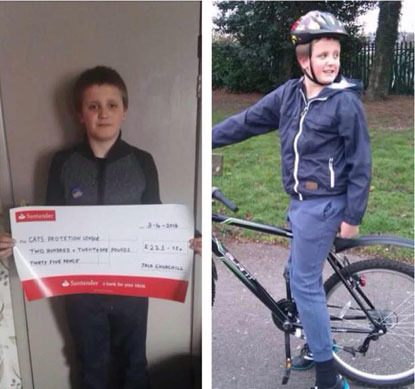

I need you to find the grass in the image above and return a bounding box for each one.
[213,97,414,262]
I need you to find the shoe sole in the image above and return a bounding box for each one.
[291,360,315,371]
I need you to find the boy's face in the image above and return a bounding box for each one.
[300,38,340,84]
[78,84,126,144]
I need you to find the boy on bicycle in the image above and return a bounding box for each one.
[213,10,371,389]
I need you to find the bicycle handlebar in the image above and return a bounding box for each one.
[212,187,239,212]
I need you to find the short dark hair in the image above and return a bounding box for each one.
[73,66,128,112]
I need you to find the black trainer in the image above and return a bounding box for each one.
[310,374,350,389]
[292,343,314,371]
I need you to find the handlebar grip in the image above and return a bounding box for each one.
[212,187,239,212]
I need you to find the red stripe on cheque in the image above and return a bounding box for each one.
[15,210,56,223]
[21,275,188,302]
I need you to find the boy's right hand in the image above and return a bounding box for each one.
[0,232,15,260]
[339,222,359,239]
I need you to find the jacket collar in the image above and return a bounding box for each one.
[297,76,363,100]
[78,131,130,162]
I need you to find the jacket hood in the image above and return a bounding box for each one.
[326,76,363,96]
[297,76,364,100]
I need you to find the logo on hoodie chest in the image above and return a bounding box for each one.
[71,187,84,199]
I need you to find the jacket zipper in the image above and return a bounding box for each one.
[293,91,328,200]
[293,104,308,201]
[329,157,335,188]
[97,159,106,205]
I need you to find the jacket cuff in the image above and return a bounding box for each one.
[343,214,361,226]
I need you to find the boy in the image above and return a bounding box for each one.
[47,66,160,389]
[212,11,371,389]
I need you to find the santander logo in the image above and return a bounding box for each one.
[16,210,56,223]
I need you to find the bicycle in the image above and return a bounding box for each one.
[212,187,414,388]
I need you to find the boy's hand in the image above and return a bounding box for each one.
[0,232,15,260]
[339,222,359,239]
[189,237,202,256]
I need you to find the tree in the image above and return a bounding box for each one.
[366,1,402,100]
[214,1,377,92]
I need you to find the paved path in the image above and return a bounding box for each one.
[212,240,414,389]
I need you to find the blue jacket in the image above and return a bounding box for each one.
[212,77,371,225]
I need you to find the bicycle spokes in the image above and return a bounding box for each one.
[325,261,414,382]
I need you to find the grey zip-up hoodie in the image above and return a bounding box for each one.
[46,134,161,206]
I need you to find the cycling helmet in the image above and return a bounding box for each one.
[291,11,348,86]
[291,11,349,46]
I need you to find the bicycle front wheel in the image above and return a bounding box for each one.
[324,258,414,388]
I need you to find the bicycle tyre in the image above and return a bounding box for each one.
[212,275,216,306]
[324,258,414,388]
[212,259,217,306]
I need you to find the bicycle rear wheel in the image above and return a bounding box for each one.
[324,258,414,388]
[212,259,217,306]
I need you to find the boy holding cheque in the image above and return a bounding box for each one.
[46,66,160,389]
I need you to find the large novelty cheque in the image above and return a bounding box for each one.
[10,205,193,302]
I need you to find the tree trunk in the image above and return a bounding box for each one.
[366,1,402,101]
[279,48,294,84]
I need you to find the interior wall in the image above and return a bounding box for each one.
[0,2,200,388]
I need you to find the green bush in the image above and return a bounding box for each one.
[213,40,298,93]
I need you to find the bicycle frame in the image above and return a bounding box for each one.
[213,203,415,385]
[213,212,413,334]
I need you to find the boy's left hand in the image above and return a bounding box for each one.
[339,222,359,239]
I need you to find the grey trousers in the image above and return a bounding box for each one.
[287,195,346,362]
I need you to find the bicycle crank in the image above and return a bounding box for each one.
[271,299,298,334]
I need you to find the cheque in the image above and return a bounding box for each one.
[10,204,194,302]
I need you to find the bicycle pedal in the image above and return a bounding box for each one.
[281,358,291,385]
[282,332,292,385]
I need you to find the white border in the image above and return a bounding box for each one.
[201,0,212,388]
